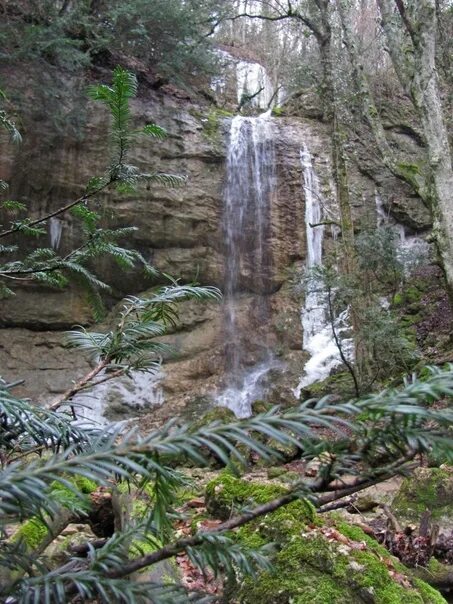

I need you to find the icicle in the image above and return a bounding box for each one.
[294,145,351,398]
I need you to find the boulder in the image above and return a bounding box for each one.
[203,472,446,604]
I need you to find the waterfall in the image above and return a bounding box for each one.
[210,49,277,110]
[236,61,275,109]
[49,217,63,250]
[216,114,277,418]
[294,145,348,398]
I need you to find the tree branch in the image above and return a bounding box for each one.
[394,0,418,44]
[48,358,109,412]
[0,181,110,240]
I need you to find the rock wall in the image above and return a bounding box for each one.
[0,69,433,421]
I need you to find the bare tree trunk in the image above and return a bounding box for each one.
[336,0,429,201]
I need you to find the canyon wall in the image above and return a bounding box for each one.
[0,65,431,422]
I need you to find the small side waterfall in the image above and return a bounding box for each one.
[295,145,347,398]
[375,191,429,269]
[49,217,63,250]
[217,114,277,417]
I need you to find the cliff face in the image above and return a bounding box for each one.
[0,68,432,421]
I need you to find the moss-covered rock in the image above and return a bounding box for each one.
[392,466,453,529]
[191,406,236,431]
[206,474,445,603]
[237,518,445,604]
[12,475,99,552]
[205,472,293,521]
[202,108,234,142]
[299,370,355,400]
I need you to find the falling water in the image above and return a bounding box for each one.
[236,61,275,109]
[294,145,349,398]
[49,217,63,250]
[217,114,277,418]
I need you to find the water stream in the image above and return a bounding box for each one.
[216,113,277,417]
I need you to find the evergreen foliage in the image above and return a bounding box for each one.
[0,366,452,601]
[1,5,453,599]
[0,1,229,88]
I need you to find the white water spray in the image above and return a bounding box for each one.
[72,370,165,427]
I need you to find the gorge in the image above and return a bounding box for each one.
[1,2,453,602]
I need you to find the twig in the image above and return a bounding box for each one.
[69,539,107,556]
[318,494,356,513]
[0,181,110,239]
[381,503,402,533]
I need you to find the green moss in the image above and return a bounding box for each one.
[300,371,355,400]
[271,106,284,117]
[396,162,422,188]
[393,467,453,521]
[129,536,161,557]
[202,108,233,141]
[404,287,422,304]
[13,518,48,550]
[237,509,444,603]
[413,578,447,604]
[281,471,302,484]
[190,406,235,431]
[336,521,392,558]
[393,292,404,306]
[251,400,274,415]
[240,528,444,603]
[267,466,288,479]
[49,475,97,513]
[238,531,349,603]
[75,476,97,493]
[205,472,289,520]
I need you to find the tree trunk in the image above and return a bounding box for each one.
[337,0,429,202]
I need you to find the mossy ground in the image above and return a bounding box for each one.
[238,520,445,604]
[205,471,290,520]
